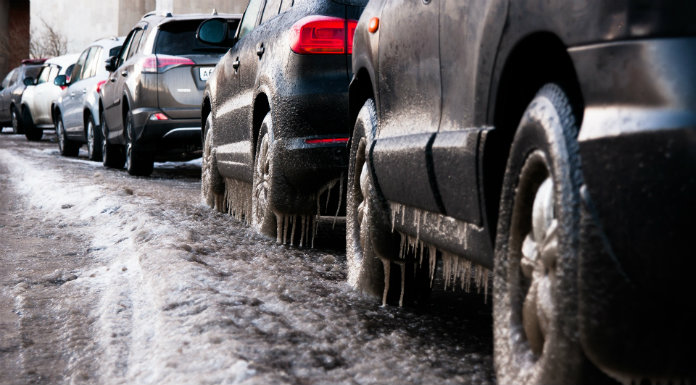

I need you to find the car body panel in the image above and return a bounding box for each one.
[352,0,696,379]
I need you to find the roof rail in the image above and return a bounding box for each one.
[143,11,172,18]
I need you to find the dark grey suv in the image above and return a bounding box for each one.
[100,12,241,176]
[0,59,45,134]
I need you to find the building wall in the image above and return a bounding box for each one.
[0,0,30,80]
[160,0,249,14]
[118,0,155,35]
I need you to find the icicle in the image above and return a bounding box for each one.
[333,173,343,229]
[300,216,306,247]
[289,216,296,246]
[381,258,391,307]
[312,216,318,248]
[283,216,289,244]
[391,204,398,232]
[399,263,406,307]
[401,204,405,225]
[275,213,283,243]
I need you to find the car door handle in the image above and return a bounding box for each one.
[110,77,116,82]
[121,71,128,77]
[256,44,265,57]
[232,58,240,70]
[82,89,87,94]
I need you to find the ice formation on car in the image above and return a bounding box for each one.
[379,203,491,307]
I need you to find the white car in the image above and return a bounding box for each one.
[20,53,79,141]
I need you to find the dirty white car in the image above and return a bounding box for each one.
[20,53,79,141]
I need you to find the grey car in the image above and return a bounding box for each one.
[53,37,124,160]
[99,12,241,176]
[0,59,45,134]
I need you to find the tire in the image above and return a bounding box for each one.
[23,107,42,141]
[346,98,385,298]
[56,115,79,157]
[101,109,126,169]
[11,106,23,134]
[86,114,102,161]
[124,109,153,176]
[493,84,590,384]
[251,113,277,237]
[201,115,226,212]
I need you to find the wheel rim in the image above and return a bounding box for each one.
[352,137,369,260]
[512,152,559,358]
[87,120,95,158]
[253,135,270,224]
[125,117,133,170]
[11,110,18,133]
[57,120,65,153]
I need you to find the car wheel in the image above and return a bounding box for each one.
[11,106,23,134]
[201,115,226,212]
[493,84,592,384]
[251,113,277,237]
[56,115,79,157]
[101,109,125,169]
[346,98,387,298]
[86,114,102,161]
[125,109,153,176]
[23,107,42,141]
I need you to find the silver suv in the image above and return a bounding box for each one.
[53,37,123,159]
[99,12,241,176]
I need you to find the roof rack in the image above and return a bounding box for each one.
[143,10,172,18]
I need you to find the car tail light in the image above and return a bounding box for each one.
[141,55,195,73]
[290,16,358,55]
[149,112,169,121]
[305,137,349,144]
[96,80,107,93]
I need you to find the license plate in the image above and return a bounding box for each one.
[199,67,215,81]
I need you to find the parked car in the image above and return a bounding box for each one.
[99,12,241,176]
[52,37,123,158]
[348,1,696,384]
[20,54,80,141]
[198,0,365,243]
[0,59,46,134]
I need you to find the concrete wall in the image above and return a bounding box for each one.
[118,0,155,35]
[31,0,121,54]
[159,0,249,14]
[0,0,30,80]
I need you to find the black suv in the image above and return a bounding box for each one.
[199,0,365,243]
[349,1,696,384]
[0,59,45,134]
[100,12,241,176]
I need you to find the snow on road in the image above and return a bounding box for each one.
[0,133,494,385]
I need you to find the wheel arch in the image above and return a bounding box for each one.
[348,67,375,136]
[251,92,270,161]
[483,31,585,241]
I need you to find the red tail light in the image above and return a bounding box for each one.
[96,80,107,93]
[142,55,195,73]
[290,16,358,55]
[305,137,349,144]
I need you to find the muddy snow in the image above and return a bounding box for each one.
[0,131,494,385]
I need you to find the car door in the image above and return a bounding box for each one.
[31,64,55,124]
[103,28,140,142]
[431,0,508,227]
[371,0,442,213]
[0,69,16,121]
[215,0,266,182]
[63,50,90,134]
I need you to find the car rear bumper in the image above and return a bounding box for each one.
[132,107,201,160]
[572,36,696,380]
[268,136,349,215]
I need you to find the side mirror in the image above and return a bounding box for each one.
[105,56,118,73]
[23,77,35,86]
[197,18,229,45]
[54,75,67,87]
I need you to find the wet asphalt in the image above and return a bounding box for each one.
[0,129,495,385]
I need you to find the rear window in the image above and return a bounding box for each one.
[155,19,236,55]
